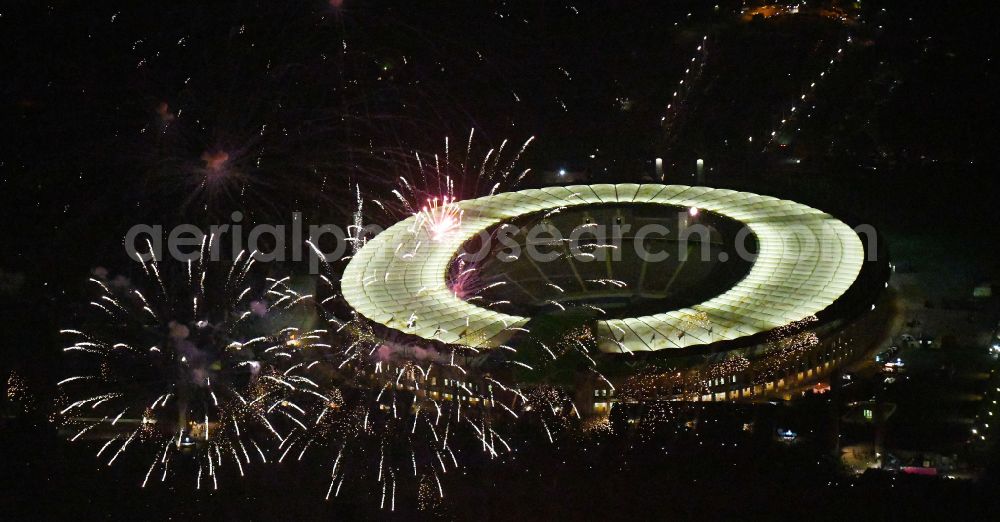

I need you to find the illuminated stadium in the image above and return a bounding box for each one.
[343,184,888,411]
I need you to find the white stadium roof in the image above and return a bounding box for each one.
[341,184,865,353]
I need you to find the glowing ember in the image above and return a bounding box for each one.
[201,150,230,172]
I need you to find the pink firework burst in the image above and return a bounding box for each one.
[417,196,463,241]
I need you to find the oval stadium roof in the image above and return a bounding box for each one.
[341,184,865,353]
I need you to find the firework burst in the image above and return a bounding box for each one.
[416,196,464,242]
[367,131,534,223]
[55,249,323,489]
